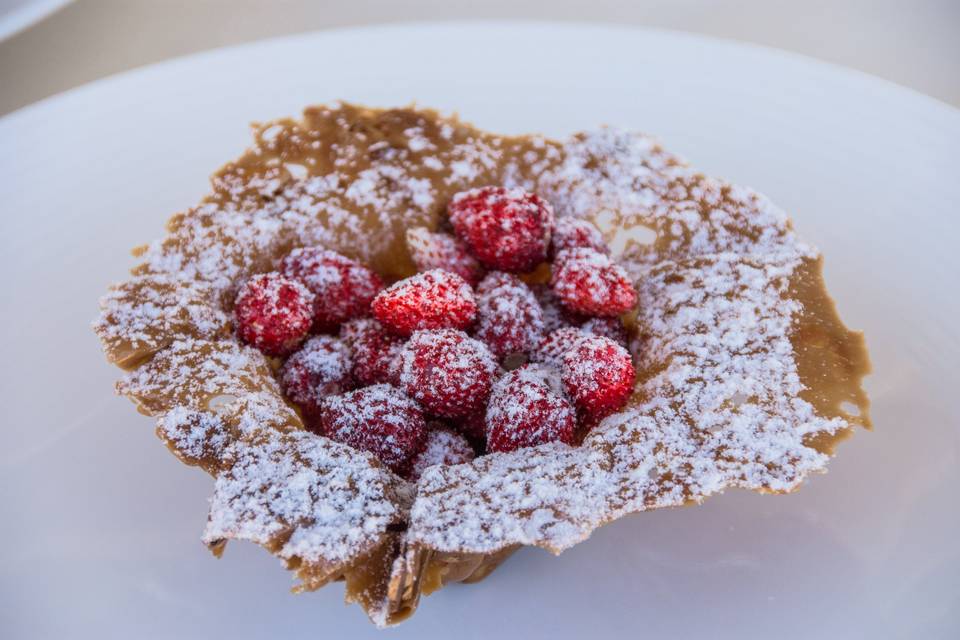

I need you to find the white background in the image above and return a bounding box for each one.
[0,0,959,116]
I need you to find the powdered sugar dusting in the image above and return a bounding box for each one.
[473,271,545,359]
[204,428,404,571]
[409,251,843,553]
[409,427,475,481]
[485,364,576,453]
[405,122,851,555]
[93,105,865,625]
[532,326,588,366]
[405,226,484,285]
[551,247,638,316]
[156,406,232,471]
[398,329,498,418]
[318,384,427,476]
[279,335,353,412]
[372,269,477,336]
[94,274,229,367]
[117,339,280,416]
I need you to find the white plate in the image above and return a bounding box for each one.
[1,23,957,640]
[0,0,70,40]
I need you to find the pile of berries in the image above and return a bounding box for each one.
[233,186,637,479]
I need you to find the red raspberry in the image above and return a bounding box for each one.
[318,384,427,475]
[408,426,475,481]
[339,318,404,386]
[372,269,477,337]
[453,411,488,446]
[580,316,629,348]
[531,327,588,366]
[280,247,384,332]
[552,217,609,257]
[448,186,554,273]
[486,364,576,453]
[279,335,354,418]
[532,285,582,334]
[406,227,484,285]
[551,248,637,317]
[473,272,544,360]
[560,335,635,421]
[398,329,498,418]
[234,272,314,356]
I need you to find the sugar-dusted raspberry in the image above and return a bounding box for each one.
[398,329,498,418]
[552,217,609,257]
[580,316,629,348]
[448,186,554,273]
[408,426,476,481]
[279,335,354,418]
[485,364,576,453]
[453,411,488,446]
[234,272,314,356]
[280,247,384,332]
[372,269,477,337]
[318,384,427,475]
[339,318,404,386]
[560,335,635,421]
[531,327,588,366]
[406,227,484,285]
[473,272,545,360]
[532,284,581,334]
[551,248,637,317]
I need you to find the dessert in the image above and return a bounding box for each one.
[448,186,554,272]
[93,103,871,626]
[339,318,404,386]
[409,426,475,482]
[486,364,576,453]
[318,384,427,477]
[398,328,499,419]
[279,247,384,332]
[371,269,477,336]
[233,272,314,356]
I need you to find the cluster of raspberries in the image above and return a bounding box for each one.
[233,186,638,479]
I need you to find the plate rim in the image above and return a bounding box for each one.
[2,20,959,131]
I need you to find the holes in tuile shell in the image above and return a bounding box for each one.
[259,124,282,143]
[206,394,239,413]
[607,225,657,257]
[840,401,861,417]
[284,163,308,180]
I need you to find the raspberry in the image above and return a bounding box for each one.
[473,272,544,360]
[318,384,427,475]
[234,272,314,356]
[531,327,588,366]
[560,335,635,421]
[372,269,477,337]
[448,186,554,273]
[552,217,609,257]
[532,285,581,334]
[453,411,488,446]
[406,227,484,285]
[408,426,475,481]
[339,318,404,386]
[486,364,576,453]
[580,316,629,348]
[551,248,637,316]
[279,335,354,418]
[398,329,498,418]
[280,247,384,332]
